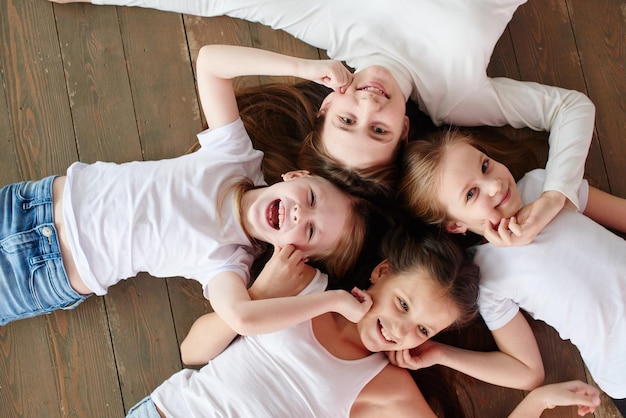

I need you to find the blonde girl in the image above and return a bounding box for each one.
[395,129,626,414]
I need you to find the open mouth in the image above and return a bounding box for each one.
[267,199,284,230]
[378,319,396,344]
[357,82,389,99]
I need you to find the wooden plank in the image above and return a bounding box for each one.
[1,1,124,417]
[117,7,201,159]
[53,3,143,163]
[105,274,182,410]
[568,0,626,198]
[507,0,609,192]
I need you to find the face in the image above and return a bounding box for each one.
[319,65,409,169]
[357,261,460,353]
[438,142,522,235]
[242,170,352,257]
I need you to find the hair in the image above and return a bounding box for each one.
[381,217,480,329]
[397,127,540,227]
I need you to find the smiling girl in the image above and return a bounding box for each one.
[395,128,626,414]
[0,45,371,334]
[125,220,481,417]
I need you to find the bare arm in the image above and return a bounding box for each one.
[207,272,370,336]
[583,185,626,234]
[182,253,317,365]
[508,380,601,418]
[196,44,351,130]
[389,312,544,390]
[351,365,437,418]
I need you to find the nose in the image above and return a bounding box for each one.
[488,178,503,197]
[291,204,310,224]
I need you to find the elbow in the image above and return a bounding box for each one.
[180,339,208,366]
[519,367,545,391]
[226,311,258,336]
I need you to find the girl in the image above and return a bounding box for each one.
[49,0,596,245]
[395,129,626,414]
[0,44,371,334]
[125,219,483,417]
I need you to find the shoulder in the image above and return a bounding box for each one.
[351,365,437,418]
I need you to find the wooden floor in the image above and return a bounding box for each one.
[0,1,624,417]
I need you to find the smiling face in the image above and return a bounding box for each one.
[357,261,460,353]
[319,65,409,169]
[438,142,522,235]
[242,170,353,258]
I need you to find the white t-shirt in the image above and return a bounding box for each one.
[63,118,265,298]
[93,0,595,208]
[474,169,626,398]
[151,269,389,417]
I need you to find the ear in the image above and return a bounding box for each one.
[400,115,410,143]
[281,170,310,182]
[318,92,335,116]
[445,220,468,235]
[370,259,391,284]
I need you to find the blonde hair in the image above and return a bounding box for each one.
[397,129,473,227]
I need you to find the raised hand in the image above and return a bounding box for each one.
[483,191,565,247]
[249,244,309,300]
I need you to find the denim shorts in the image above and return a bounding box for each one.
[126,395,162,418]
[0,176,87,325]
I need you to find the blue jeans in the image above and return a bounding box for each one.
[0,176,87,325]
[126,396,162,418]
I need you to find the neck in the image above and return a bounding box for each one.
[313,313,371,360]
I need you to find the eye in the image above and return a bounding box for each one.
[372,126,387,134]
[418,325,428,337]
[309,189,316,207]
[481,160,489,173]
[466,187,476,201]
[339,116,355,125]
[398,298,408,312]
[308,223,315,241]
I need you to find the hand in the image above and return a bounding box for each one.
[300,59,353,93]
[483,191,566,247]
[531,380,601,416]
[249,244,307,300]
[385,340,441,370]
[335,288,372,323]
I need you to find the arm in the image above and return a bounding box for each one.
[388,312,545,390]
[181,246,317,365]
[508,380,601,418]
[207,271,370,336]
[451,79,595,245]
[196,44,351,130]
[352,365,437,418]
[583,185,626,234]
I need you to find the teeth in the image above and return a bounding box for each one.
[379,320,395,343]
[278,201,283,229]
[362,86,384,95]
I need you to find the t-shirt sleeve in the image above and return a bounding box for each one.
[478,286,520,331]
